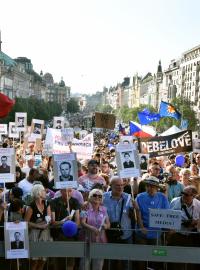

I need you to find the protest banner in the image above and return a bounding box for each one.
[4,222,29,259]
[116,143,140,178]
[0,148,15,182]
[53,152,78,189]
[15,112,27,132]
[95,112,116,130]
[149,209,182,230]
[44,128,93,160]
[138,130,192,157]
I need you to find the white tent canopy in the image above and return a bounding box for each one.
[160,125,182,136]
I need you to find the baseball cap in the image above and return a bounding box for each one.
[145,176,160,187]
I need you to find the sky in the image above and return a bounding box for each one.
[1,0,200,95]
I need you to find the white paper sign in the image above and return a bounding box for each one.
[15,112,27,132]
[53,152,78,189]
[0,124,7,135]
[116,143,140,178]
[9,122,19,139]
[4,222,29,259]
[31,119,44,139]
[53,116,65,129]
[149,208,182,230]
[0,148,15,182]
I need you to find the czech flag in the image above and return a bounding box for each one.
[0,93,15,118]
[129,121,156,138]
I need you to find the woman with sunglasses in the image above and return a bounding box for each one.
[80,188,110,270]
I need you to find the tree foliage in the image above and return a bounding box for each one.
[116,96,197,132]
[65,98,80,113]
[95,104,114,113]
[0,97,63,125]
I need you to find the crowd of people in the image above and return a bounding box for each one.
[0,133,200,270]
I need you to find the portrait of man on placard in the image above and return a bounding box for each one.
[11,125,17,134]
[33,123,41,135]
[17,117,25,128]
[59,161,73,181]
[55,120,62,129]
[0,155,10,173]
[140,155,148,170]
[10,231,24,250]
[122,152,134,168]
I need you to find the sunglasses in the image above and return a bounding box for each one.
[92,194,102,198]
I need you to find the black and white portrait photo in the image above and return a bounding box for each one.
[55,120,62,129]
[0,155,10,174]
[139,154,148,171]
[58,161,73,181]
[15,112,27,132]
[10,231,24,250]
[53,153,78,189]
[5,221,29,259]
[17,117,25,128]
[122,152,135,168]
[53,116,64,129]
[33,123,41,134]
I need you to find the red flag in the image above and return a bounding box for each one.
[0,93,15,118]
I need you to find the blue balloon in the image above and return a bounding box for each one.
[175,155,185,167]
[62,221,78,237]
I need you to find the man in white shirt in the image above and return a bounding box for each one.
[18,168,39,200]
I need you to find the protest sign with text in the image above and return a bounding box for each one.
[138,130,192,157]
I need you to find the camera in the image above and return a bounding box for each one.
[182,219,193,228]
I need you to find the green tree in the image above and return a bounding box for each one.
[95,104,114,113]
[156,96,197,132]
[0,97,63,125]
[117,104,156,123]
[65,98,80,113]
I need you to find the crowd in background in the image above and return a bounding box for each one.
[0,132,200,270]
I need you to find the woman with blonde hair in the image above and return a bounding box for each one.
[179,168,191,187]
[25,184,52,270]
[80,188,110,270]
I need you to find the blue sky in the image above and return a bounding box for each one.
[1,0,200,94]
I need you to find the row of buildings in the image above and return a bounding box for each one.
[0,35,71,109]
[101,43,200,118]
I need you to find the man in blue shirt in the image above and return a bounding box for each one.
[135,176,170,269]
[103,176,135,270]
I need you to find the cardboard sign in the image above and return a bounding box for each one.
[193,139,200,153]
[138,130,192,157]
[95,112,116,130]
[149,209,182,230]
